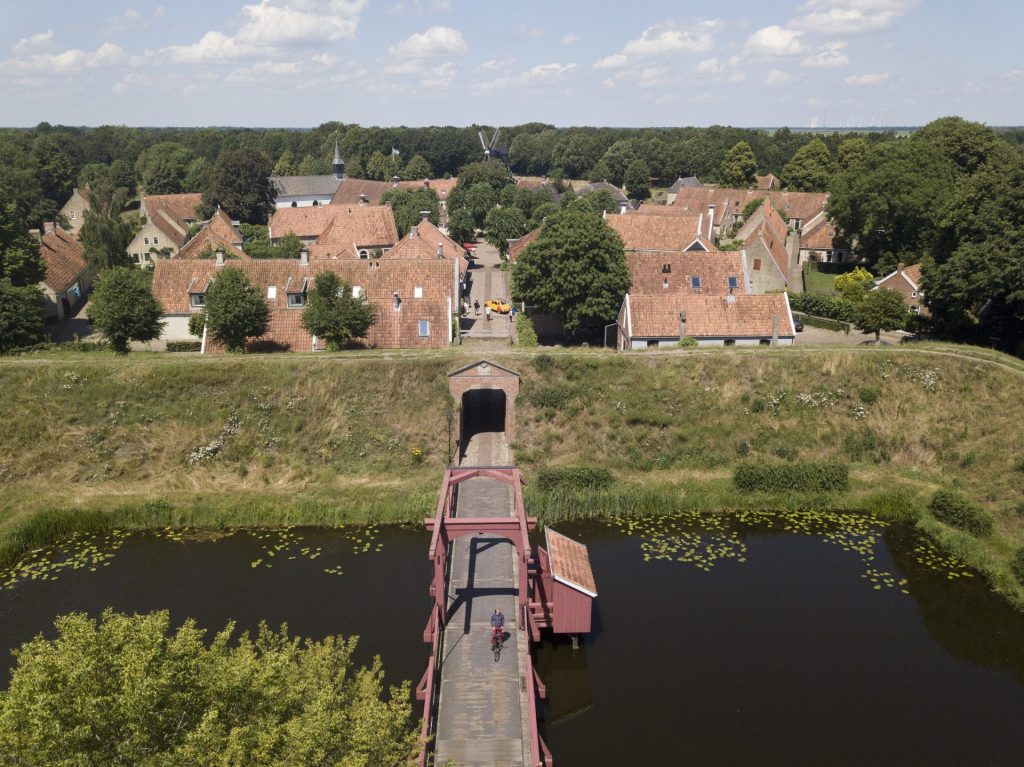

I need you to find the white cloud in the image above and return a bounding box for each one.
[609,66,670,89]
[13,30,53,53]
[227,60,301,82]
[745,25,806,57]
[562,34,580,46]
[107,9,142,32]
[766,69,795,85]
[481,58,514,71]
[845,72,888,85]
[802,41,849,68]
[383,59,423,75]
[390,26,468,57]
[622,19,718,57]
[420,61,456,89]
[165,1,366,63]
[1001,69,1024,82]
[695,57,722,74]
[1,42,124,75]
[520,62,577,84]
[792,0,919,35]
[517,25,544,39]
[154,6,166,19]
[594,53,628,70]
[112,71,146,95]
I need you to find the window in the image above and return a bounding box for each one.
[291,201,297,207]
[647,340,658,348]
[418,320,430,337]
[312,200,319,206]
[911,290,918,299]
[662,278,669,289]
[189,293,205,308]
[753,258,762,271]
[662,264,671,274]
[759,339,771,346]
[144,237,149,245]
[153,236,159,245]
[911,305,921,315]
[268,286,277,300]
[690,276,702,289]
[359,249,370,259]
[69,211,76,220]
[414,285,423,298]
[724,339,736,347]
[727,276,739,290]
[287,292,305,308]
[352,285,362,298]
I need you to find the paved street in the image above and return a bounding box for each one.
[461,240,513,342]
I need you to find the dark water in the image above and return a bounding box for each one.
[1,517,1023,766]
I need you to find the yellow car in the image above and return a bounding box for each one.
[485,299,511,314]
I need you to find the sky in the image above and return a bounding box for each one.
[0,0,1021,128]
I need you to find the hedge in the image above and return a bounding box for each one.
[788,292,856,322]
[515,313,538,347]
[166,341,202,352]
[536,466,614,492]
[793,312,851,335]
[733,462,849,493]
[929,489,993,537]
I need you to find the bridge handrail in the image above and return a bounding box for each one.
[416,603,444,766]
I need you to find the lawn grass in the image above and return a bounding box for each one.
[1,344,1023,606]
[802,268,839,294]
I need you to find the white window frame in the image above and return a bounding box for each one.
[352,285,362,298]
[414,285,424,298]
[189,293,205,309]
[418,320,430,337]
[287,292,305,309]
[690,276,702,289]
[268,286,277,300]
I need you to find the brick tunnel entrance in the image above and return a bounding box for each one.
[448,360,520,462]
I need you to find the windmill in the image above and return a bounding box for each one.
[478,127,509,165]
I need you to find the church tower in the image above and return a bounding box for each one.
[332,140,345,180]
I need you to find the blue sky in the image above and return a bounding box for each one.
[0,0,1020,128]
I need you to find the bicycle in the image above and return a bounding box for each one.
[490,627,503,662]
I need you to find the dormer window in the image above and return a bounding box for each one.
[359,249,369,259]
[189,292,205,309]
[287,292,306,308]
[727,276,739,290]
[690,276,702,289]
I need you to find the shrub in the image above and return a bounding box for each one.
[788,293,856,322]
[525,382,578,410]
[863,490,921,522]
[929,489,993,537]
[533,353,554,374]
[166,341,201,352]
[733,462,849,492]
[516,313,538,347]
[536,466,613,492]
[1012,549,1024,587]
[677,337,698,348]
[858,386,880,404]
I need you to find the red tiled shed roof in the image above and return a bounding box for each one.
[627,292,795,339]
[545,528,597,597]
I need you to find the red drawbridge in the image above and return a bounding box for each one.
[416,465,596,767]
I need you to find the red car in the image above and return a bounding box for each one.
[462,242,477,252]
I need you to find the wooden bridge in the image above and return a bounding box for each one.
[416,431,596,766]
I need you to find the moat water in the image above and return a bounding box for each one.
[1,514,1023,766]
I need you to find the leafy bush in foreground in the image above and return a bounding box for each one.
[734,462,849,492]
[930,489,994,536]
[0,610,419,766]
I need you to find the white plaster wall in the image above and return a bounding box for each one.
[161,314,200,342]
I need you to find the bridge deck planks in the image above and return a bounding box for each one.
[434,432,531,767]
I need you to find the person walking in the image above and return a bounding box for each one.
[474,299,480,316]
[485,305,492,322]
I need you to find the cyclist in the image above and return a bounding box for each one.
[490,608,505,648]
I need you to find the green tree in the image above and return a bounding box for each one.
[853,288,908,342]
[273,149,299,176]
[87,267,164,353]
[380,187,440,236]
[782,138,835,192]
[827,140,955,271]
[182,156,211,191]
[462,182,498,226]
[623,159,651,201]
[837,137,870,171]
[301,271,376,350]
[200,148,276,224]
[578,189,619,215]
[511,207,630,339]
[204,266,269,352]
[527,201,560,230]
[346,156,366,179]
[833,266,876,302]
[403,154,433,180]
[484,206,527,257]
[366,150,400,181]
[912,116,1012,176]
[0,610,419,766]
[31,135,75,205]
[720,141,758,188]
[454,160,513,192]
[79,183,134,274]
[446,207,476,245]
[0,280,45,352]
[587,159,613,183]
[135,142,196,195]
[600,140,640,187]
[0,188,46,286]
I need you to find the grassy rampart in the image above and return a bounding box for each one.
[1,344,1022,605]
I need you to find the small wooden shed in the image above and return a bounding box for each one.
[536,528,597,636]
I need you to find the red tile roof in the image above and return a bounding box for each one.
[626,292,795,339]
[151,257,455,351]
[626,250,746,295]
[508,227,541,264]
[605,212,711,251]
[383,219,468,277]
[315,205,399,251]
[545,529,597,597]
[39,228,88,294]
[744,218,791,277]
[268,205,341,240]
[175,213,249,261]
[799,218,849,251]
[329,179,395,206]
[670,187,828,227]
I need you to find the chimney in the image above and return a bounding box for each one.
[437,243,444,259]
[419,210,430,221]
[29,228,41,243]
[391,175,400,188]
[43,221,56,235]
[897,262,905,276]
[300,249,309,266]
[772,315,780,346]
[215,248,224,266]
[410,225,418,238]
[697,211,704,238]
[707,204,716,229]
[678,309,687,340]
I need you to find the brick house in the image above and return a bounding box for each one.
[797,212,851,263]
[151,251,458,352]
[59,187,90,237]
[874,263,927,315]
[604,210,714,252]
[617,292,796,349]
[128,193,203,266]
[670,187,828,240]
[174,209,247,260]
[307,205,400,258]
[37,224,91,320]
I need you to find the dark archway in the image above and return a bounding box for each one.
[461,389,506,455]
